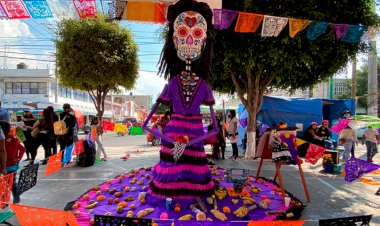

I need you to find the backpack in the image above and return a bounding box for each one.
[54,115,68,136]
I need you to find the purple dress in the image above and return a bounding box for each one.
[149,75,215,198]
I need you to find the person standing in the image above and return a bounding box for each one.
[0,125,7,175]
[30,109,53,165]
[341,110,355,157]
[362,126,379,162]
[339,125,358,164]
[22,111,36,161]
[58,103,76,151]
[0,121,25,203]
[228,110,239,160]
[0,102,10,123]
[91,117,107,160]
[47,106,58,155]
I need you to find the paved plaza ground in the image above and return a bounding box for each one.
[2,133,380,225]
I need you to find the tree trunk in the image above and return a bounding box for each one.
[245,108,257,159]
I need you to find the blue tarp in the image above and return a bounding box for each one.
[237,96,355,146]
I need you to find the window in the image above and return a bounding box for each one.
[5,83,12,94]
[21,83,30,94]
[38,83,47,94]
[30,82,38,94]
[12,82,21,94]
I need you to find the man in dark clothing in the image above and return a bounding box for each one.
[58,103,76,151]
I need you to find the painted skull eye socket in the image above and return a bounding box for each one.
[177,27,188,38]
[192,28,204,39]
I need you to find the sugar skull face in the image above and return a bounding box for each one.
[173,11,207,62]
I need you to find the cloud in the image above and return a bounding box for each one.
[129,71,167,98]
[0,20,33,38]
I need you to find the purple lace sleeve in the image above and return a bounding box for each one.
[202,81,215,106]
[157,83,171,105]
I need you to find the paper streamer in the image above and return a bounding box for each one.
[261,15,288,37]
[0,173,14,208]
[23,0,53,18]
[345,157,380,182]
[45,152,63,176]
[10,204,79,226]
[0,0,30,19]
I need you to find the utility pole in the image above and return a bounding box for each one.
[367,0,378,116]
[351,57,357,99]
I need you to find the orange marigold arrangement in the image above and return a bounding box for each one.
[322,154,333,168]
[174,135,189,143]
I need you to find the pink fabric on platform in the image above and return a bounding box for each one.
[171,114,203,120]
[153,163,210,174]
[168,120,204,129]
[165,133,199,138]
[161,146,206,158]
[151,179,214,190]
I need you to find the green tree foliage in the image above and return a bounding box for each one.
[355,58,380,111]
[56,15,139,119]
[208,0,378,156]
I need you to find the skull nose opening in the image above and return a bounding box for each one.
[186,35,193,45]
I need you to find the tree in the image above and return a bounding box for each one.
[208,0,378,158]
[56,15,139,119]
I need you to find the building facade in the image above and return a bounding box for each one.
[0,66,120,120]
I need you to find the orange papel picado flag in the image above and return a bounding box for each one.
[0,173,14,208]
[289,18,311,38]
[45,151,63,176]
[235,12,264,33]
[10,204,79,226]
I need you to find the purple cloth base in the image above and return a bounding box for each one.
[74,169,297,225]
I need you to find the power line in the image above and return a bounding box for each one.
[2,56,54,62]
[0,51,55,56]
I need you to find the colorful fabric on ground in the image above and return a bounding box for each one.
[341,25,367,43]
[10,204,79,226]
[0,0,30,19]
[305,143,326,165]
[113,123,126,133]
[0,4,7,19]
[17,163,39,195]
[122,2,166,24]
[45,152,63,176]
[102,121,115,131]
[62,144,74,164]
[289,18,311,38]
[15,127,26,142]
[330,119,350,134]
[359,177,380,186]
[73,0,96,19]
[345,157,380,182]
[74,140,84,155]
[73,168,304,225]
[213,9,238,30]
[331,24,350,40]
[23,0,53,18]
[234,12,263,33]
[0,173,14,208]
[247,221,305,226]
[306,21,329,40]
[261,16,288,37]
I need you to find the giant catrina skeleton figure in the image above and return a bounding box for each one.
[143,0,218,197]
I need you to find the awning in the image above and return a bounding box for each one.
[6,108,31,113]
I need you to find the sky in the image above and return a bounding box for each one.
[0,1,167,99]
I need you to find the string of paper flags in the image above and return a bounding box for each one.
[213,9,378,42]
[0,0,377,42]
